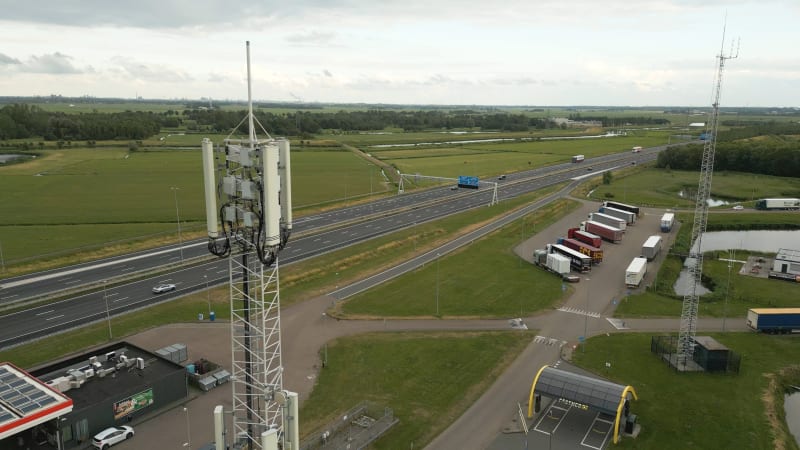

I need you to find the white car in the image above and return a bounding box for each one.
[92,425,134,449]
[732,205,744,210]
[152,283,177,294]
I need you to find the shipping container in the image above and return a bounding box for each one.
[589,212,627,231]
[746,308,800,334]
[625,257,647,288]
[581,221,623,243]
[641,235,662,261]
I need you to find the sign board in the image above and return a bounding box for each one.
[113,388,154,420]
[457,175,479,189]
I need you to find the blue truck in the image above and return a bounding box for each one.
[746,308,800,334]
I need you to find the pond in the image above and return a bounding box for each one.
[673,230,800,296]
[786,391,800,446]
[0,154,30,164]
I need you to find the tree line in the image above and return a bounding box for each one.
[566,113,670,127]
[0,104,162,141]
[656,142,800,178]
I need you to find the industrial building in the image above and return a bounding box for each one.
[771,248,800,278]
[1,342,186,449]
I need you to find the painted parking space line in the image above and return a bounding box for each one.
[581,412,614,450]
[534,404,569,435]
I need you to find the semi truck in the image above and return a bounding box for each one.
[625,257,647,288]
[572,154,585,163]
[547,243,592,272]
[660,213,675,232]
[641,235,662,261]
[602,200,640,217]
[568,227,602,248]
[754,198,800,210]
[746,308,800,334]
[557,237,603,264]
[599,206,636,225]
[581,221,623,244]
[589,212,627,231]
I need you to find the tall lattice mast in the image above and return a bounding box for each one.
[201,42,298,450]
[677,30,738,365]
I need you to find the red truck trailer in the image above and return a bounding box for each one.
[558,237,603,264]
[581,220,623,244]
[568,227,602,248]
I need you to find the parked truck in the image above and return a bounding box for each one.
[602,200,640,217]
[754,198,800,210]
[568,227,602,248]
[581,221,623,244]
[558,237,603,264]
[589,212,627,231]
[547,243,592,272]
[660,213,675,232]
[625,257,647,288]
[572,154,585,163]
[599,206,636,225]
[641,235,663,261]
[546,253,571,275]
[746,308,800,334]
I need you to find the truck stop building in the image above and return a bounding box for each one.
[1,342,187,449]
[771,248,800,280]
[527,365,638,445]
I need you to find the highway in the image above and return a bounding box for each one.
[0,148,665,348]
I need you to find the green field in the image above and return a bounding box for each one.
[589,168,800,208]
[300,331,533,449]
[573,333,800,449]
[340,199,578,317]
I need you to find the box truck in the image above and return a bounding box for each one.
[660,213,675,232]
[641,235,663,261]
[589,212,627,231]
[599,206,636,225]
[625,257,647,288]
[581,221,623,244]
[572,154,585,163]
[746,308,800,334]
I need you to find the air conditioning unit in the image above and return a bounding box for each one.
[136,358,145,370]
[89,356,98,364]
[83,368,95,379]
[69,380,82,389]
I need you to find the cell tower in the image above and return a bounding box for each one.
[676,30,739,367]
[201,42,299,450]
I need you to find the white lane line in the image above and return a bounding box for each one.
[45,315,65,321]
[217,270,227,274]
[113,297,129,303]
[64,280,82,285]
[107,292,119,297]
[0,294,19,300]
[36,310,55,316]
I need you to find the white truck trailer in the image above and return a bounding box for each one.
[642,235,663,261]
[660,213,675,232]
[625,257,647,288]
[589,212,627,231]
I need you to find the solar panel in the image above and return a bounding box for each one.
[0,410,14,422]
[8,379,26,388]
[19,403,40,414]
[38,397,57,407]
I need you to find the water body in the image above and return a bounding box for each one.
[677,190,731,207]
[0,154,28,164]
[786,392,800,446]
[368,132,624,148]
[673,230,800,296]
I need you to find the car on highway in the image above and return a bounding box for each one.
[152,283,176,294]
[92,425,134,449]
[497,175,507,180]
[586,167,593,171]
[732,205,744,210]
[450,185,458,190]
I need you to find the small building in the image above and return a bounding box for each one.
[0,342,187,449]
[692,336,731,372]
[772,248,800,276]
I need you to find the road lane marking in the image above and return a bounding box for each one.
[36,310,55,316]
[45,315,64,321]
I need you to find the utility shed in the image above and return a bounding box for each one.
[692,336,731,372]
[527,366,638,444]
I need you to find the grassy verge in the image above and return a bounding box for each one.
[338,199,580,318]
[573,333,800,450]
[299,331,534,449]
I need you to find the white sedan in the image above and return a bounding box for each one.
[92,425,134,449]
[152,283,177,294]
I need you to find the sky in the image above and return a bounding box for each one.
[0,0,798,107]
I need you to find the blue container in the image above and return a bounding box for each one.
[209,311,216,322]
[186,364,196,374]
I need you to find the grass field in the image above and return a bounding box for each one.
[573,332,800,449]
[589,168,800,208]
[339,199,578,317]
[300,331,533,449]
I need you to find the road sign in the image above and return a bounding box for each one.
[578,336,585,343]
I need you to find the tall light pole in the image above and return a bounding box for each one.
[171,186,183,261]
[204,274,211,315]
[103,281,112,340]
[435,253,440,316]
[183,406,191,448]
[583,278,590,352]
[0,240,5,273]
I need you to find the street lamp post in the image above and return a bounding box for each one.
[204,275,211,315]
[583,278,590,352]
[103,281,112,340]
[171,187,183,261]
[0,240,5,273]
[183,406,191,448]
[435,253,440,316]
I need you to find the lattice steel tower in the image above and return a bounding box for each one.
[677,31,738,366]
[201,42,299,450]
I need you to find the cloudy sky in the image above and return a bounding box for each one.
[0,0,797,106]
